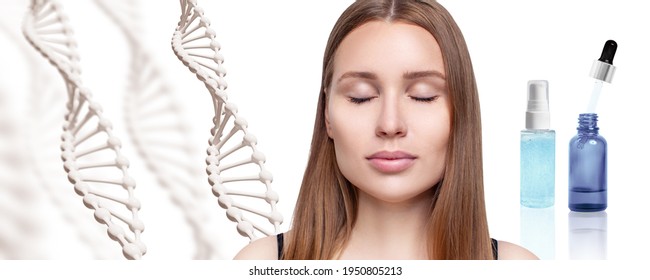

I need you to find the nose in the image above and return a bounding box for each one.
[375,95,407,138]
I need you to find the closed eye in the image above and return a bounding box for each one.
[349,97,375,104]
[411,95,439,103]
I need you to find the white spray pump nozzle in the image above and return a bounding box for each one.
[525,80,550,130]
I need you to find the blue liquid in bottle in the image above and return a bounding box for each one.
[521,130,556,208]
[569,113,607,212]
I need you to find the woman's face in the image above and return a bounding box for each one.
[326,20,451,204]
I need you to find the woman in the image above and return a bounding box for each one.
[235,0,537,260]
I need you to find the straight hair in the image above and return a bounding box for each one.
[283,0,492,259]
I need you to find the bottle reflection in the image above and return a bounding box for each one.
[520,206,555,260]
[568,211,607,260]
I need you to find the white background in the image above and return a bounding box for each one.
[1,0,649,263]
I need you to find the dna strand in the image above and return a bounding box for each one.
[26,85,119,259]
[172,0,283,241]
[15,21,118,259]
[22,0,146,259]
[2,15,114,259]
[93,0,223,259]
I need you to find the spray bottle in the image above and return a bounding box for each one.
[521,80,555,208]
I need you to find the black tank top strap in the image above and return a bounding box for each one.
[491,238,498,260]
[276,233,284,260]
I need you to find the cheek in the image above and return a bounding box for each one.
[327,106,373,173]
[411,101,451,134]
[328,109,364,148]
[428,120,451,150]
[415,111,451,163]
[327,98,370,141]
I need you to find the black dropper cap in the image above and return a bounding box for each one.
[590,39,617,83]
[598,40,617,64]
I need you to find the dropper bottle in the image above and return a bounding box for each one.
[568,40,617,212]
[521,80,555,208]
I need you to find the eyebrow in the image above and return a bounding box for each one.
[403,70,446,80]
[337,71,377,83]
[336,70,446,83]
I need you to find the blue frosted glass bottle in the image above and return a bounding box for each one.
[569,113,607,212]
[520,80,555,208]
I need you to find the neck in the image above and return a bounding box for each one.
[338,188,434,259]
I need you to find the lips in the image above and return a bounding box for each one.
[366,151,416,173]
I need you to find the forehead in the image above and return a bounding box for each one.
[333,20,445,78]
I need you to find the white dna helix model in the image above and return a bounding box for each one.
[20,25,119,259]
[2,12,117,259]
[22,0,146,259]
[172,0,283,240]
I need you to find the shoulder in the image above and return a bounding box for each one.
[233,234,279,260]
[496,240,539,260]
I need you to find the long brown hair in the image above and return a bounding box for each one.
[283,0,492,259]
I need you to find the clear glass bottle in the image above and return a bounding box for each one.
[568,113,607,212]
[520,80,555,208]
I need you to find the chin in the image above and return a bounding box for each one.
[360,185,436,205]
